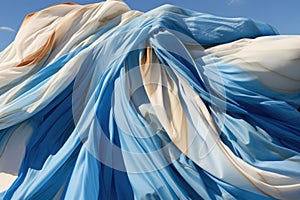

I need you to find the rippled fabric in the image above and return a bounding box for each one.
[0,0,299,199]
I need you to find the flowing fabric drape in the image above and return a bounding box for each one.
[0,1,299,199]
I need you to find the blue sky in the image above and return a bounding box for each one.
[1,0,300,50]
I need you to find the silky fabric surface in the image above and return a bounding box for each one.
[0,0,299,199]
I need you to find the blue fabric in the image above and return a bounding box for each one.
[1,3,299,200]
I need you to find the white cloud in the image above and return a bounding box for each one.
[228,0,239,5]
[0,26,15,32]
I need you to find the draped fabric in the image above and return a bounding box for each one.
[0,0,300,199]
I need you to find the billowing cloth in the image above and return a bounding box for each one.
[0,0,299,199]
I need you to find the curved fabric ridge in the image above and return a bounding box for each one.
[0,0,299,199]
[205,35,300,92]
[16,31,56,67]
[140,46,189,154]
